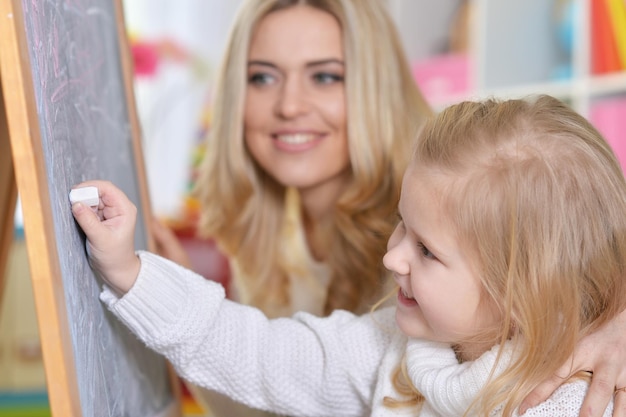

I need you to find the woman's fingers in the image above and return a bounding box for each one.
[579,368,618,417]
[519,362,571,414]
[520,307,626,417]
[613,388,626,417]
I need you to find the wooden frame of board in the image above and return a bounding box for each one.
[0,0,181,415]
[0,81,17,305]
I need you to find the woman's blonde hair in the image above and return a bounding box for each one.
[392,95,626,416]
[194,0,432,316]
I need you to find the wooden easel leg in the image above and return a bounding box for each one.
[0,75,18,306]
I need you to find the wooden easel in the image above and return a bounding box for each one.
[0,2,81,412]
[0,78,17,308]
[0,0,181,415]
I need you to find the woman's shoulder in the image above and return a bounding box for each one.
[519,379,613,417]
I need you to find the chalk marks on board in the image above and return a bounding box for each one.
[16,0,177,415]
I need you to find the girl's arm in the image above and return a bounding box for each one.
[70,180,394,416]
[103,253,395,416]
[519,310,626,417]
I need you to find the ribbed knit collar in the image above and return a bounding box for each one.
[405,338,512,416]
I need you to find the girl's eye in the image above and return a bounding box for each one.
[417,242,435,260]
[312,72,344,84]
[248,72,275,86]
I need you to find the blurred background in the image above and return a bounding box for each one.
[124,0,626,223]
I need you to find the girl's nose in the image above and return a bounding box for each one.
[383,228,410,277]
[275,77,308,118]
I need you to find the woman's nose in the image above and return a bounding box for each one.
[275,77,308,118]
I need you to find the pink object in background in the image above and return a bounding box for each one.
[412,53,471,104]
[131,41,160,77]
[589,97,626,170]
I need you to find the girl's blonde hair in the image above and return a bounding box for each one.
[393,95,626,416]
[194,0,432,316]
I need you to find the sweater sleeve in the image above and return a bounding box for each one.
[100,251,396,417]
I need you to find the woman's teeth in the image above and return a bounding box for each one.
[277,133,316,144]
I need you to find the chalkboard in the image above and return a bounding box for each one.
[0,0,181,416]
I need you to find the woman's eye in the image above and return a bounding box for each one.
[313,72,344,84]
[417,242,435,260]
[248,72,275,86]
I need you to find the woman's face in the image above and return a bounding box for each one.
[244,5,350,197]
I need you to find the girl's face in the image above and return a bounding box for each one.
[244,6,350,196]
[383,165,500,360]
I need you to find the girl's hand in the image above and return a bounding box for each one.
[70,180,140,295]
[519,308,626,417]
[151,218,192,269]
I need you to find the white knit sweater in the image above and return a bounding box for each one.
[102,252,613,417]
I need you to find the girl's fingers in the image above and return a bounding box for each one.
[71,202,103,238]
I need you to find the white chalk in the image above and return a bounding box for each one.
[69,186,99,207]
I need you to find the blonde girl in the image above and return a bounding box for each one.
[385,95,626,416]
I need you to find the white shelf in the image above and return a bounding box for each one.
[388,0,626,115]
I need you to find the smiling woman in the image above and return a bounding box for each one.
[243,5,351,225]
[153,0,431,322]
[149,0,432,415]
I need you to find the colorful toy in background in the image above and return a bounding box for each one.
[129,34,210,79]
[163,98,210,235]
[590,0,626,74]
[585,0,626,173]
[128,32,230,289]
[128,32,206,228]
[162,97,231,296]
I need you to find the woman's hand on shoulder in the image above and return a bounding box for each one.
[520,308,626,417]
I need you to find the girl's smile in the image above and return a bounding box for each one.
[397,286,418,307]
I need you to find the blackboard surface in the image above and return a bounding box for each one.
[2,0,177,415]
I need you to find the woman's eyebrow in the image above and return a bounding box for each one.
[247,60,276,68]
[305,58,344,67]
[247,58,345,68]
